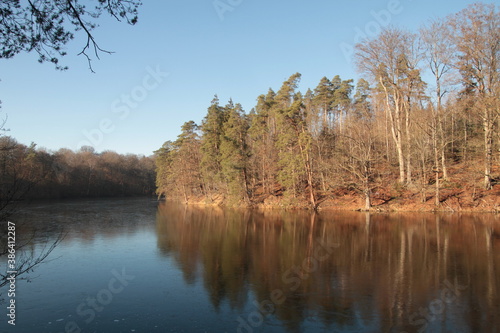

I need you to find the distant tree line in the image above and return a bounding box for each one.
[156,3,499,210]
[0,0,144,292]
[0,136,155,219]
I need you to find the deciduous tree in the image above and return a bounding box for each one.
[449,3,500,189]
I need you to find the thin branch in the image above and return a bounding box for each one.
[65,0,113,72]
[0,231,65,288]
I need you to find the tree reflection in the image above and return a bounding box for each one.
[156,203,500,332]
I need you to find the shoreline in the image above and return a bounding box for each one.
[162,187,500,213]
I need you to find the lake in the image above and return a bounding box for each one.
[1,198,499,332]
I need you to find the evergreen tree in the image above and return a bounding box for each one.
[273,74,317,207]
[353,79,372,119]
[332,76,354,133]
[155,1,500,210]
[248,89,278,195]
[154,141,174,198]
[313,77,334,130]
[220,102,250,202]
[200,96,227,196]
[157,121,202,202]
[176,121,202,201]
[274,74,303,199]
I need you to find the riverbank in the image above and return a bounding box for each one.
[155,171,500,215]
[170,186,500,213]
[317,185,500,212]
[168,162,500,212]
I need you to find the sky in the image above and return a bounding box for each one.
[0,0,494,156]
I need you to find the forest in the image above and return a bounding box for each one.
[155,3,500,211]
[0,136,155,219]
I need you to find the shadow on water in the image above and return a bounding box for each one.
[156,202,500,332]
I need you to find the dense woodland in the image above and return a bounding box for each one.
[0,136,155,219]
[155,3,500,210]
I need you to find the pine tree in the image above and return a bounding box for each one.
[353,79,372,119]
[332,78,354,132]
[200,96,227,196]
[313,77,334,130]
[248,89,278,195]
[220,102,250,202]
[273,73,317,207]
[154,141,174,199]
[154,120,203,202]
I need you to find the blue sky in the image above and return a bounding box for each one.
[0,0,493,156]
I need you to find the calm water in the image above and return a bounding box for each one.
[1,198,499,333]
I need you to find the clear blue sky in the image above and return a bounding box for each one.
[0,0,492,156]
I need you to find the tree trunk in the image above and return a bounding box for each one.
[298,129,317,209]
[435,67,448,182]
[405,97,412,185]
[381,79,405,183]
[484,110,493,190]
[433,114,440,206]
[364,187,371,211]
[261,159,268,194]
[182,184,188,203]
[437,107,449,181]
[441,148,448,181]
[242,168,250,203]
[435,170,440,206]
[406,144,412,184]
[484,135,493,190]
[396,140,405,184]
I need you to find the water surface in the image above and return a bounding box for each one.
[1,199,499,332]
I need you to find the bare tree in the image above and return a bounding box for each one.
[449,3,500,189]
[420,20,458,182]
[0,225,65,296]
[419,20,459,204]
[355,27,425,185]
[0,138,40,221]
[337,119,379,211]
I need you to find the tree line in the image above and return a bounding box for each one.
[0,136,155,219]
[156,3,499,210]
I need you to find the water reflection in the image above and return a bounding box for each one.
[10,198,157,244]
[156,202,500,332]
